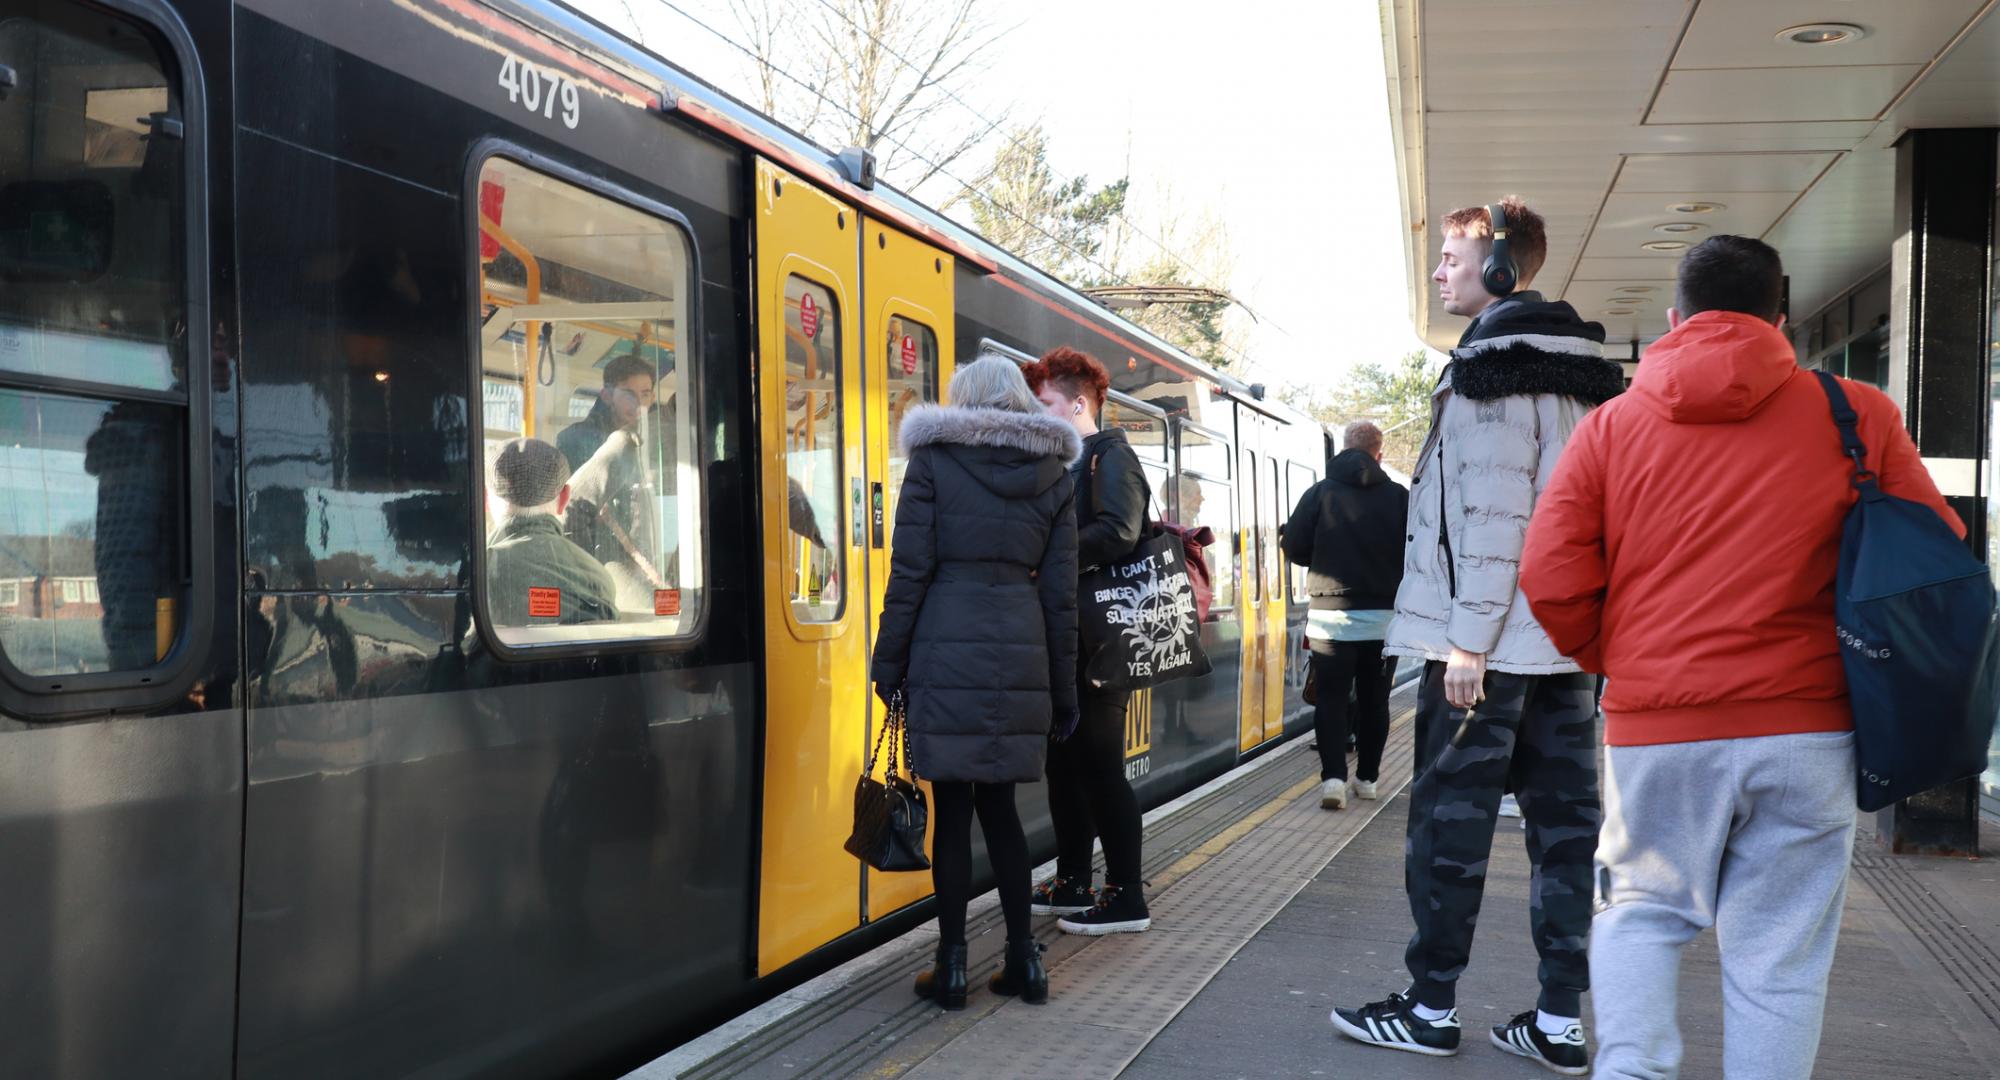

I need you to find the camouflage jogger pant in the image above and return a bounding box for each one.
[1403,662,1601,1016]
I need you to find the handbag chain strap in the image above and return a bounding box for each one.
[865,690,909,780]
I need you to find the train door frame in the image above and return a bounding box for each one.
[858,216,954,922]
[752,158,868,975]
[1235,414,1268,752]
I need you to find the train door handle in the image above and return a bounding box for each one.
[870,482,885,548]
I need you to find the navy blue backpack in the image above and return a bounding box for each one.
[1817,372,1999,812]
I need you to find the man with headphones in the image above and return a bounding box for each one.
[1329,197,1625,1076]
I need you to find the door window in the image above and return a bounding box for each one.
[784,275,845,623]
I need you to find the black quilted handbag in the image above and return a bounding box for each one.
[843,694,930,872]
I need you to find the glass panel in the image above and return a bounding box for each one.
[1243,453,1262,601]
[1986,208,2000,814]
[1104,398,1167,464]
[1287,462,1317,602]
[1140,461,1168,521]
[783,275,844,623]
[1178,424,1230,478]
[475,157,701,645]
[884,315,939,503]
[0,4,185,393]
[1845,310,1890,389]
[1173,473,1233,620]
[0,388,185,674]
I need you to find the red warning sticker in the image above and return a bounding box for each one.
[654,589,681,616]
[900,334,917,375]
[527,587,561,618]
[799,292,820,337]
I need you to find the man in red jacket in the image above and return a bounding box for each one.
[1519,235,1963,1080]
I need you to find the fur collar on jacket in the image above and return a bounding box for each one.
[1452,294,1625,405]
[899,404,1083,461]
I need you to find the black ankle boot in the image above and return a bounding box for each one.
[913,943,968,1009]
[988,937,1048,1004]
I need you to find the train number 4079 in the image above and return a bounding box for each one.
[497,56,581,130]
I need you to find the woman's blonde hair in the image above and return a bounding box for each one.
[947,355,1040,414]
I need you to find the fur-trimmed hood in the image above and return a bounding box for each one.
[899,404,1081,460]
[899,404,1081,500]
[1452,292,1624,405]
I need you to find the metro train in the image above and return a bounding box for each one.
[0,0,1332,1075]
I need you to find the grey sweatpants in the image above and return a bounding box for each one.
[1590,731,1857,1080]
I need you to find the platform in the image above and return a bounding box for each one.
[635,689,2000,1079]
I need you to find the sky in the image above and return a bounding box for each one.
[568,0,1429,392]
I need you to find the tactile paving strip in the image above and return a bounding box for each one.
[1851,852,2000,1036]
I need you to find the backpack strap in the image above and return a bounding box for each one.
[1813,370,1880,493]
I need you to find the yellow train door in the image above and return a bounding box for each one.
[1237,428,1268,752]
[860,217,954,922]
[1261,451,1287,742]
[754,159,868,974]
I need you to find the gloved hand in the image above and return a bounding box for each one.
[875,682,903,709]
[1051,704,1081,743]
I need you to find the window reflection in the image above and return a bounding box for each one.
[784,275,844,623]
[0,389,184,674]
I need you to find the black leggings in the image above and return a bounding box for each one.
[1045,688,1144,887]
[930,781,1032,947]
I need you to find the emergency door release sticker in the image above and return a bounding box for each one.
[528,587,561,618]
[654,589,681,616]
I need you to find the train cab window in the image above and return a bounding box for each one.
[0,4,194,684]
[783,275,844,624]
[884,315,938,500]
[474,157,701,647]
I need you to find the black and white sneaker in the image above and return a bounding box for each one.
[1328,992,1460,1057]
[1029,875,1095,916]
[1056,882,1150,935]
[1490,1011,1589,1075]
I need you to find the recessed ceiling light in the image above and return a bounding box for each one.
[1654,222,1705,234]
[1603,309,1637,317]
[1614,285,1660,293]
[1777,22,1866,46]
[1642,240,1690,252]
[1666,201,1724,214]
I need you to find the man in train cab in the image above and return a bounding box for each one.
[487,437,619,627]
[557,351,657,573]
[1520,236,1961,1080]
[1331,196,1624,1074]
[1281,420,1406,812]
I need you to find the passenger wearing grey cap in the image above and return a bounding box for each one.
[487,437,619,626]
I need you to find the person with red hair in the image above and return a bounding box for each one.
[1021,346,1153,936]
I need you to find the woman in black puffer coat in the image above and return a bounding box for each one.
[870,355,1081,1010]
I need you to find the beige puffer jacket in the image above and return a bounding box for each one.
[1383,295,1624,674]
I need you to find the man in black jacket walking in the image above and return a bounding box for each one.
[1283,421,1407,810]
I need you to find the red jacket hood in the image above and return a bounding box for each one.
[1631,311,1796,424]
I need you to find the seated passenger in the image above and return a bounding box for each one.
[488,438,618,626]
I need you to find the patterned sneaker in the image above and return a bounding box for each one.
[1329,992,1460,1057]
[1490,1012,1588,1075]
[1029,875,1095,916]
[1056,882,1150,935]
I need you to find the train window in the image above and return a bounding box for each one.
[884,315,939,502]
[473,157,701,647]
[0,3,197,688]
[1286,462,1318,603]
[1173,471,1234,620]
[1243,453,1262,602]
[783,275,845,624]
[1105,397,1168,464]
[1178,423,1231,479]
[1141,461,1168,520]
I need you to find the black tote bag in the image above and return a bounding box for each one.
[1079,525,1213,691]
[843,695,931,872]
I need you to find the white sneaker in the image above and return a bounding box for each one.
[1320,779,1348,809]
[1497,794,1522,818]
[1354,780,1379,801]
